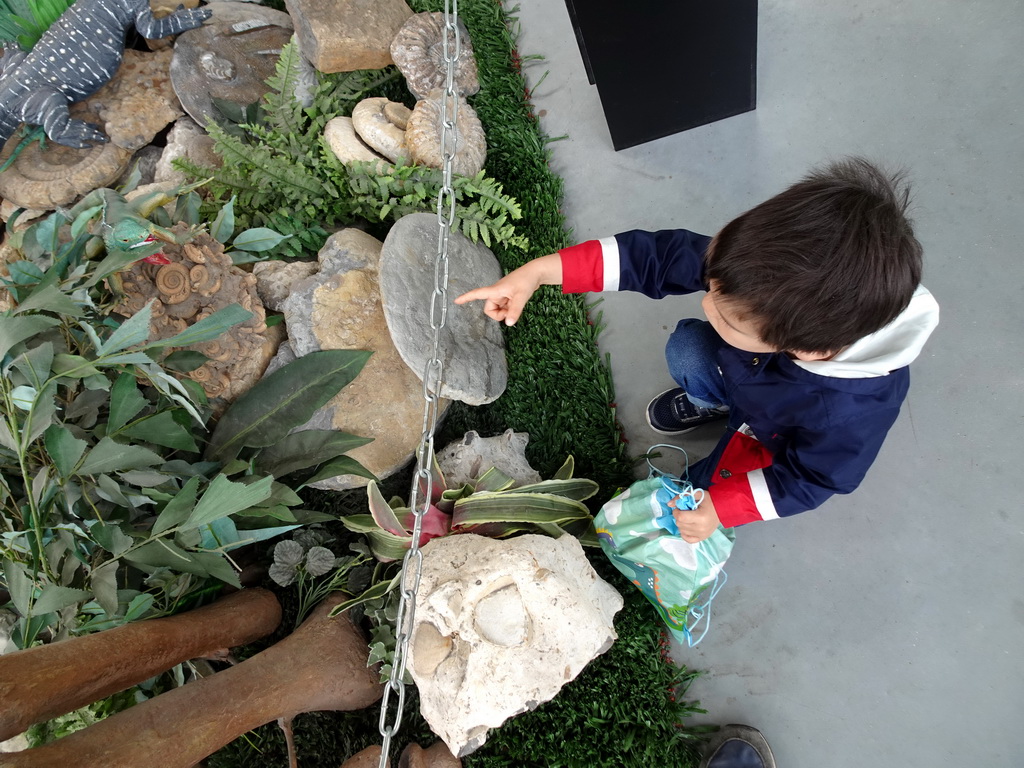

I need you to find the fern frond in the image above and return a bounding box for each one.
[262,39,306,137]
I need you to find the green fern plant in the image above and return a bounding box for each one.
[178,40,528,257]
[344,160,527,250]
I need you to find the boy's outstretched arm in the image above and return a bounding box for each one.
[453,253,563,326]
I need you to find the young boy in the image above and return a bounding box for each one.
[455,158,940,543]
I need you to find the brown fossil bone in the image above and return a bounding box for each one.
[0,588,281,742]
[338,742,463,768]
[0,594,382,768]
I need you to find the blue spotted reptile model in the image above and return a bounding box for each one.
[0,0,210,150]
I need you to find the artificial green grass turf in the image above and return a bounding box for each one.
[214,2,710,766]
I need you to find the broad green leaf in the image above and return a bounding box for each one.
[161,350,209,373]
[233,505,297,524]
[266,481,303,508]
[146,304,252,350]
[474,466,516,493]
[254,429,373,478]
[451,492,591,529]
[31,213,61,254]
[71,205,103,240]
[189,552,240,588]
[76,437,163,476]
[125,539,204,575]
[328,572,401,617]
[231,227,290,252]
[120,162,143,194]
[228,250,264,266]
[0,315,60,361]
[303,455,377,486]
[153,475,201,534]
[206,349,372,461]
[44,424,88,477]
[98,302,153,356]
[9,342,53,391]
[91,522,134,557]
[362,527,411,562]
[210,196,236,243]
[0,418,18,451]
[23,380,58,445]
[91,560,119,617]
[337,513,382,534]
[552,455,575,480]
[506,478,599,502]
[198,516,299,552]
[51,353,102,379]
[367,481,407,536]
[108,372,148,433]
[2,559,33,616]
[119,470,171,487]
[122,411,199,452]
[174,191,202,227]
[33,585,91,615]
[124,593,155,622]
[5,260,45,287]
[181,474,274,530]
[10,385,36,410]
[83,246,153,288]
[12,282,83,318]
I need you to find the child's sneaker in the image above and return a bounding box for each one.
[646,388,728,435]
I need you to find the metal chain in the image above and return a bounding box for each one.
[376,2,460,765]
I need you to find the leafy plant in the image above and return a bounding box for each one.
[346,160,527,249]
[0,203,374,650]
[178,39,528,258]
[338,454,597,562]
[267,527,375,628]
[0,0,72,50]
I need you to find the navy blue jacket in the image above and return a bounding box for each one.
[559,229,939,526]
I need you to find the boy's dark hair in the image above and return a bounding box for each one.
[706,157,923,353]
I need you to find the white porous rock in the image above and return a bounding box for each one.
[437,430,541,487]
[408,534,623,757]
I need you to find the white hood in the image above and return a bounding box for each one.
[793,285,939,379]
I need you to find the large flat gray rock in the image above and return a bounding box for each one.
[380,213,507,405]
[279,228,447,489]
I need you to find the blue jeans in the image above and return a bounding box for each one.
[665,318,729,409]
[664,319,731,489]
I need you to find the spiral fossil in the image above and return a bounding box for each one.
[112,225,277,407]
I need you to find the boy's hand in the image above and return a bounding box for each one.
[673,492,721,543]
[454,253,563,326]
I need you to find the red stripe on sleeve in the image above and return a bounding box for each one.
[707,432,775,527]
[708,481,763,527]
[559,240,605,293]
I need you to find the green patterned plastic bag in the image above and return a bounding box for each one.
[595,473,735,646]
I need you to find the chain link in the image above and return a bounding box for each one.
[376,2,460,765]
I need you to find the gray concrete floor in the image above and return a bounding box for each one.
[513,1,1023,766]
